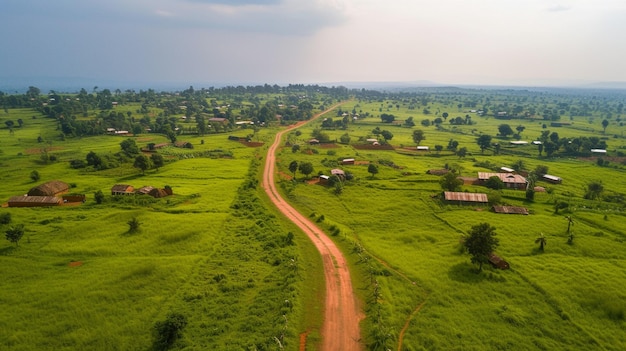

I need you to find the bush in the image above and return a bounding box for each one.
[153,313,187,351]
[0,212,11,225]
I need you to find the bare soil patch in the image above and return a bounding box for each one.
[25,146,63,155]
[68,261,83,267]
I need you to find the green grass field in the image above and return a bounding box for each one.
[0,108,324,350]
[2,87,626,351]
[276,97,626,350]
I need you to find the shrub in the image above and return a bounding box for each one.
[153,313,188,351]
[0,212,11,225]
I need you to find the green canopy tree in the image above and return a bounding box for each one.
[134,155,152,175]
[151,153,165,170]
[367,163,379,178]
[412,129,425,145]
[464,222,499,272]
[476,134,492,154]
[288,160,298,179]
[298,162,314,179]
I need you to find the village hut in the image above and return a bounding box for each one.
[27,180,69,197]
[8,195,62,207]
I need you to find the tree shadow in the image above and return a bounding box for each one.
[448,262,488,284]
[0,246,17,255]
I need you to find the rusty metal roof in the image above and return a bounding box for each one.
[444,192,488,202]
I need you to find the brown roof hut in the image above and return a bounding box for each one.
[488,253,510,270]
[444,191,488,205]
[8,195,62,207]
[27,180,69,197]
[111,184,134,195]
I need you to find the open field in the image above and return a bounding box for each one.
[276,91,626,350]
[0,101,325,350]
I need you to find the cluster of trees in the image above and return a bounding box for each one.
[69,139,164,174]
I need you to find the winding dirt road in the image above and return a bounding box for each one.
[262,105,363,351]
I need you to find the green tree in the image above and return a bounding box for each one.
[464,222,499,272]
[151,153,165,170]
[476,134,492,154]
[498,124,514,137]
[298,162,314,179]
[516,125,525,137]
[196,114,207,136]
[380,130,393,142]
[340,133,351,144]
[535,233,547,252]
[291,144,300,153]
[440,171,463,191]
[367,163,379,178]
[412,129,425,145]
[5,224,25,246]
[120,138,139,156]
[584,180,604,200]
[94,190,105,204]
[30,170,40,182]
[288,160,298,179]
[127,217,141,233]
[485,175,504,190]
[602,119,609,133]
[456,147,468,158]
[133,155,152,175]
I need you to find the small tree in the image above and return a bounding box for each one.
[153,313,187,351]
[464,222,499,272]
[5,224,25,246]
[94,190,105,204]
[584,180,604,200]
[298,162,314,179]
[412,129,425,146]
[339,133,351,144]
[602,119,609,133]
[456,147,468,158]
[30,170,40,182]
[440,171,463,191]
[291,144,300,153]
[535,233,547,251]
[127,217,141,233]
[134,155,152,175]
[476,134,492,154]
[498,124,514,137]
[367,163,379,179]
[151,153,165,170]
[288,160,298,179]
[485,176,504,190]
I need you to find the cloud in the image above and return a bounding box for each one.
[546,4,571,12]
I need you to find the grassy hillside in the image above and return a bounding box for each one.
[0,107,324,350]
[277,96,626,350]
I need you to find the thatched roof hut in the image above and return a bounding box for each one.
[27,180,69,197]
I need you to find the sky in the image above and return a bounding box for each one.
[1,0,626,88]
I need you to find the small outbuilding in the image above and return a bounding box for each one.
[542,174,562,184]
[492,206,529,215]
[341,158,355,165]
[27,180,69,197]
[488,253,510,270]
[8,195,62,207]
[111,184,134,195]
[444,191,488,205]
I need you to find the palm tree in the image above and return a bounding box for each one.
[535,233,547,251]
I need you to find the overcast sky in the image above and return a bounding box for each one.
[1,0,625,88]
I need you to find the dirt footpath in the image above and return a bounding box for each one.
[262,105,363,351]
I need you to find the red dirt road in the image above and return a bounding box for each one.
[262,105,363,351]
